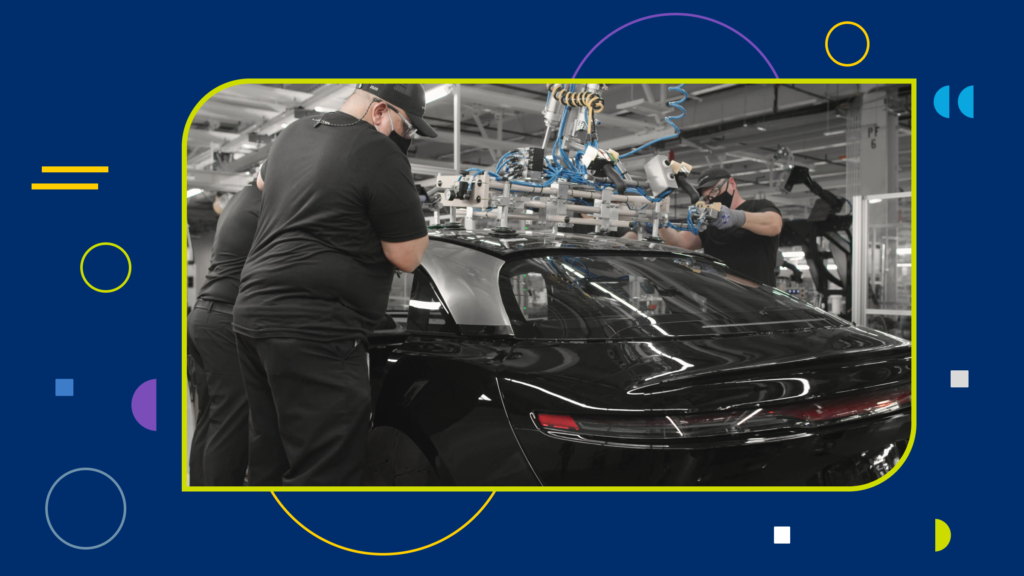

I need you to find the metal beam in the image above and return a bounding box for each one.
[217,85,313,107]
[432,130,535,152]
[598,126,677,151]
[216,145,271,173]
[198,100,284,123]
[188,129,241,147]
[452,85,461,170]
[187,148,214,168]
[212,84,353,154]
[409,159,462,176]
[678,84,862,133]
[471,112,499,162]
[186,169,252,192]
[457,85,657,132]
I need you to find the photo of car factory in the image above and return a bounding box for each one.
[185,82,913,488]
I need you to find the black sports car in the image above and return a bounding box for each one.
[362,229,912,487]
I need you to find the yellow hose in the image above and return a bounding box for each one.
[547,84,604,134]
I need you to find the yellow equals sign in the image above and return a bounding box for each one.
[35,166,107,189]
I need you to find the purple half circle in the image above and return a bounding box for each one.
[131,379,157,431]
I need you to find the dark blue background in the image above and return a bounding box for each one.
[4,2,1007,573]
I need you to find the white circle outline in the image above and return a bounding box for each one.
[45,468,126,550]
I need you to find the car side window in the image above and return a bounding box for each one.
[386,267,458,335]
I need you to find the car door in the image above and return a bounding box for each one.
[367,266,537,486]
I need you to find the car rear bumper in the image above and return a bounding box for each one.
[512,411,911,487]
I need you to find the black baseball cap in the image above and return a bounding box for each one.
[356,83,438,138]
[696,168,732,191]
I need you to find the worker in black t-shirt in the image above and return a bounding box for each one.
[188,179,261,486]
[233,84,435,486]
[660,168,783,287]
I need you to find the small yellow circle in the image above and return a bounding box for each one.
[80,242,132,293]
[826,21,870,67]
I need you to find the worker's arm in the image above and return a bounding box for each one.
[367,151,430,272]
[740,210,783,237]
[626,225,703,249]
[660,226,703,250]
[710,205,782,237]
[257,159,268,191]
[382,236,429,273]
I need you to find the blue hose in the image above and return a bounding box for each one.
[619,85,688,159]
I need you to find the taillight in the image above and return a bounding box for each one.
[537,414,579,431]
[535,384,910,441]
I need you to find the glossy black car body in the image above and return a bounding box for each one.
[364,230,911,487]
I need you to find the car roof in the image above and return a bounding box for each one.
[427,228,719,261]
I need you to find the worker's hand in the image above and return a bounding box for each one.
[709,206,746,230]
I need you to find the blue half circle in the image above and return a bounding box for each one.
[934,86,950,119]
[958,86,974,118]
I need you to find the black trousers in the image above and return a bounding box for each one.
[187,306,249,486]
[235,333,370,486]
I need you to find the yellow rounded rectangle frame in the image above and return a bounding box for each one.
[182,78,916,493]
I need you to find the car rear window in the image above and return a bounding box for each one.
[500,253,846,340]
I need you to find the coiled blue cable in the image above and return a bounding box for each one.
[619,85,687,159]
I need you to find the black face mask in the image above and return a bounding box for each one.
[703,180,732,207]
[710,189,733,208]
[389,130,411,155]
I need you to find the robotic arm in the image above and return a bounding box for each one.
[782,165,846,214]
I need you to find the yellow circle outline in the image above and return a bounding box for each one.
[825,21,870,67]
[80,242,132,293]
[272,491,495,556]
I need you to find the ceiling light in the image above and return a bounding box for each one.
[796,264,810,271]
[756,126,767,131]
[827,264,838,270]
[823,130,846,136]
[425,84,454,104]
[896,248,912,255]
[897,263,911,268]
[187,188,204,198]
[869,198,883,204]
[782,251,805,259]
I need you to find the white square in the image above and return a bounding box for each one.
[951,370,969,388]
[774,526,790,544]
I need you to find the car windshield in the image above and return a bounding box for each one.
[500,253,846,340]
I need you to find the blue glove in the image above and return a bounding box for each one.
[710,205,746,230]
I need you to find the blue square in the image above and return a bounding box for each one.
[55,379,74,396]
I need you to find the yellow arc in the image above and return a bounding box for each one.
[272,491,495,556]
[80,242,132,293]
[825,21,870,67]
[935,519,951,551]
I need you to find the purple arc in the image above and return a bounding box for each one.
[573,13,779,79]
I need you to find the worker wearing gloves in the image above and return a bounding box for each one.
[659,168,783,287]
[188,178,262,485]
[233,84,435,486]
